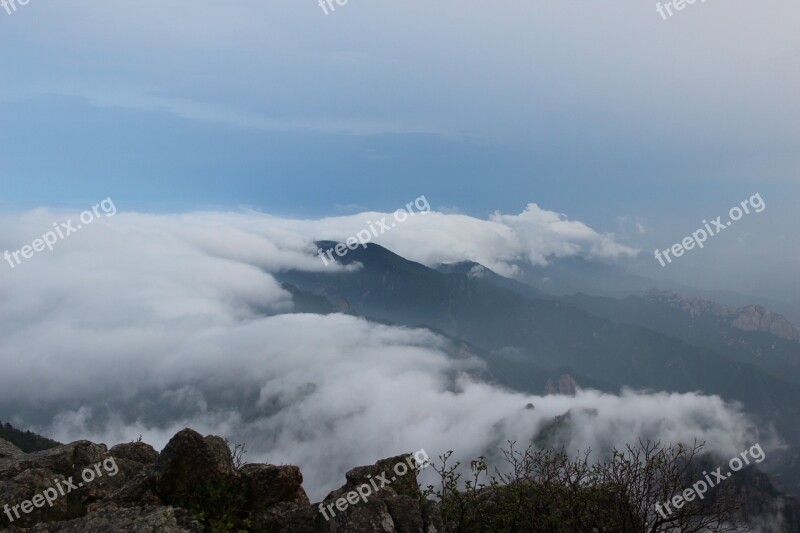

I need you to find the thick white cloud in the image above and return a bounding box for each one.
[250,202,638,276]
[0,207,764,500]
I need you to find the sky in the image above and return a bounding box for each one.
[1,1,798,295]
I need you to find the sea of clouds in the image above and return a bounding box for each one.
[0,205,766,500]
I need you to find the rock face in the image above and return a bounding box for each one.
[314,454,439,533]
[0,429,436,533]
[731,305,800,341]
[154,429,235,505]
[544,373,578,395]
[0,440,22,460]
[645,289,800,342]
[14,507,201,533]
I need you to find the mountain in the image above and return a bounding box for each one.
[490,254,800,325]
[0,419,61,454]
[278,242,800,493]
[561,290,800,384]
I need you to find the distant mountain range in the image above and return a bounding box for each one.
[277,241,800,495]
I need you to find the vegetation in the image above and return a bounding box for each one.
[0,419,61,453]
[226,439,248,469]
[424,440,746,533]
[183,478,252,533]
[183,441,251,533]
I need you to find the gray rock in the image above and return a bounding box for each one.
[0,441,127,529]
[4,505,201,532]
[0,439,22,460]
[154,429,235,505]
[241,464,309,509]
[109,442,159,465]
[0,441,108,483]
[314,453,432,532]
[0,429,439,533]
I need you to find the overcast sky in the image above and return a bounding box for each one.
[1,1,798,292]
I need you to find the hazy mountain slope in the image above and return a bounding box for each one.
[279,243,800,493]
[561,291,800,384]
[494,254,800,325]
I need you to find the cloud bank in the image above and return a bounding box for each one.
[0,206,761,500]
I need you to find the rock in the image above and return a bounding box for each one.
[544,373,578,396]
[0,441,127,529]
[344,455,419,500]
[0,439,22,459]
[421,500,442,533]
[644,289,800,341]
[86,466,162,512]
[732,305,800,341]
[154,429,235,505]
[109,442,158,465]
[1,441,108,482]
[239,464,314,531]
[241,464,309,509]
[8,505,202,532]
[315,495,396,532]
[383,495,424,533]
[250,501,316,533]
[315,453,432,532]
[0,429,443,533]
[0,469,74,528]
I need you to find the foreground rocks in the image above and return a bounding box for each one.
[0,431,436,532]
[314,454,439,533]
[0,441,21,461]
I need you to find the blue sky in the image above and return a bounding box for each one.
[1,0,798,294]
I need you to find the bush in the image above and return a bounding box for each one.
[424,440,746,533]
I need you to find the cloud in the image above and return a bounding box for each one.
[0,207,760,501]
[261,202,638,277]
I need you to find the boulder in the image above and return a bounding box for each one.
[314,453,435,532]
[240,464,309,509]
[154,429,235,505]
[109,442,158,465]
[239,464,314,531]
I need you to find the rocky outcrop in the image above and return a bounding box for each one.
[314,454,438,533]
[0,429,435,533]
[0,440,124,529]
[154,429,235,505]
[731,305,800,342]
[0,440,22,460]
[544,373,578,395]
[644,289,800,341]
[7,506,201,533]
